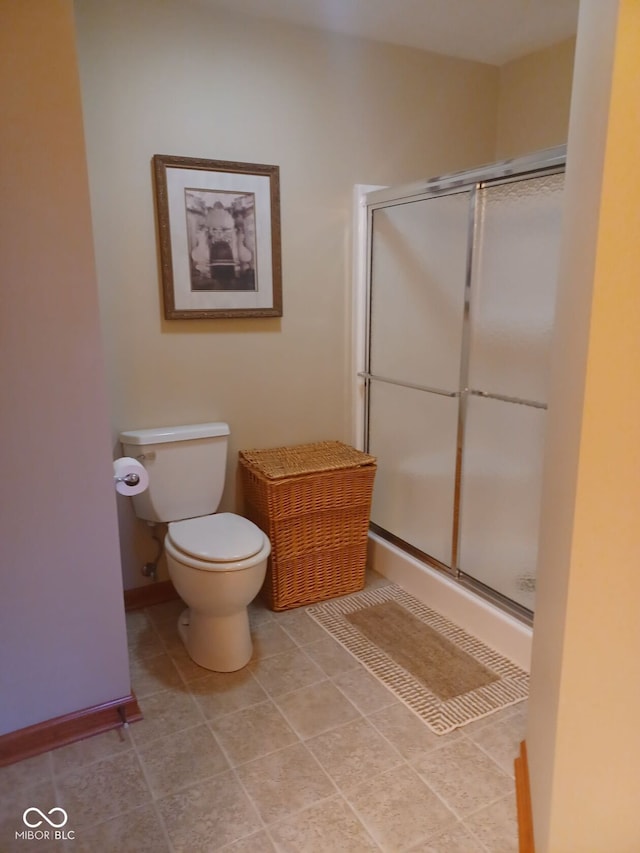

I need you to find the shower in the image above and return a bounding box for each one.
[355,146,566,623]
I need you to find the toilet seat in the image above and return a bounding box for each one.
[167,512,266,568]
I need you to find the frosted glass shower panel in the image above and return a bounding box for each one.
[458,395,547,610]
[468,173,564,404]
[369,191,470,390]
[368,381,458,567]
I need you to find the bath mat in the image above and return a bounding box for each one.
[306,584,528,734]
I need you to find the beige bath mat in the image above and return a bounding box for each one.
[306,584,528,734]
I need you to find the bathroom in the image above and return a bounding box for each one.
[2,1,639,851]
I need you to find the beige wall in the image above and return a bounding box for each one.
[73,0,500,589]
[528,0,640,848]
[0,0,130,734]
[496,38,575,159]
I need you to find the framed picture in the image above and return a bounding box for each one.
[152,155,282,319]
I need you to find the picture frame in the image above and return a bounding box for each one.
[152,155,282,319]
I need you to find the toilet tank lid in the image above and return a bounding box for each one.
[119,422,230,445]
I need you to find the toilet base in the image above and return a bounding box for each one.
[177,607,253,673]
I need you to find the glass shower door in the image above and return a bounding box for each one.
[458,172,565,609]
[362,149,565,615]
[367,190,470,568]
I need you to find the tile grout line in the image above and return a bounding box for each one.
[460,809,502,853]
[134,606,315,850]
[130,608,262,852]
[349,709,494,830]
[50,730,171,849]
[125,729,176,853]
[464,732,519,779]
[129,609,251,850]
[410,760,513,828]
[226,760,280,847]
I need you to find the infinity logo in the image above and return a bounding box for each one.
[22,807,68,829]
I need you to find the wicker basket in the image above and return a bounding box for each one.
[239,441,376,611]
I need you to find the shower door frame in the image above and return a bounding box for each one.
[355,146,566,624]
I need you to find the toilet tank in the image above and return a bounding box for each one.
[119,422,230,523]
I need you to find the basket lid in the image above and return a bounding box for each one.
[239,441,376,480]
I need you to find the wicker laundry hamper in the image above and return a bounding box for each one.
[239,441,376,610]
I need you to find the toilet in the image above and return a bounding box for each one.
[119,422,270,672]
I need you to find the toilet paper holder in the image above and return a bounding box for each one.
[115,472,140,487]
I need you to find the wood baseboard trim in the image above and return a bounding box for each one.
[0,694,143,768]
[124,579,179,611]
[515,739,535,853]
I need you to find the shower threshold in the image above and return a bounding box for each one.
[367,527,533,671]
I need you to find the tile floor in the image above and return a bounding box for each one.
[0,572,526,852]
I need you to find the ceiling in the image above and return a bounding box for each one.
[201,0,580,65]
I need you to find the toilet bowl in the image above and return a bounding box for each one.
[119,421,272,672]
[164,512,270,672]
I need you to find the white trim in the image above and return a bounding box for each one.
[351,184,385,450]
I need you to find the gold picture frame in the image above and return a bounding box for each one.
[152,154,282,319]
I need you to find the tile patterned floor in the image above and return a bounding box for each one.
[0,572,526,852]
